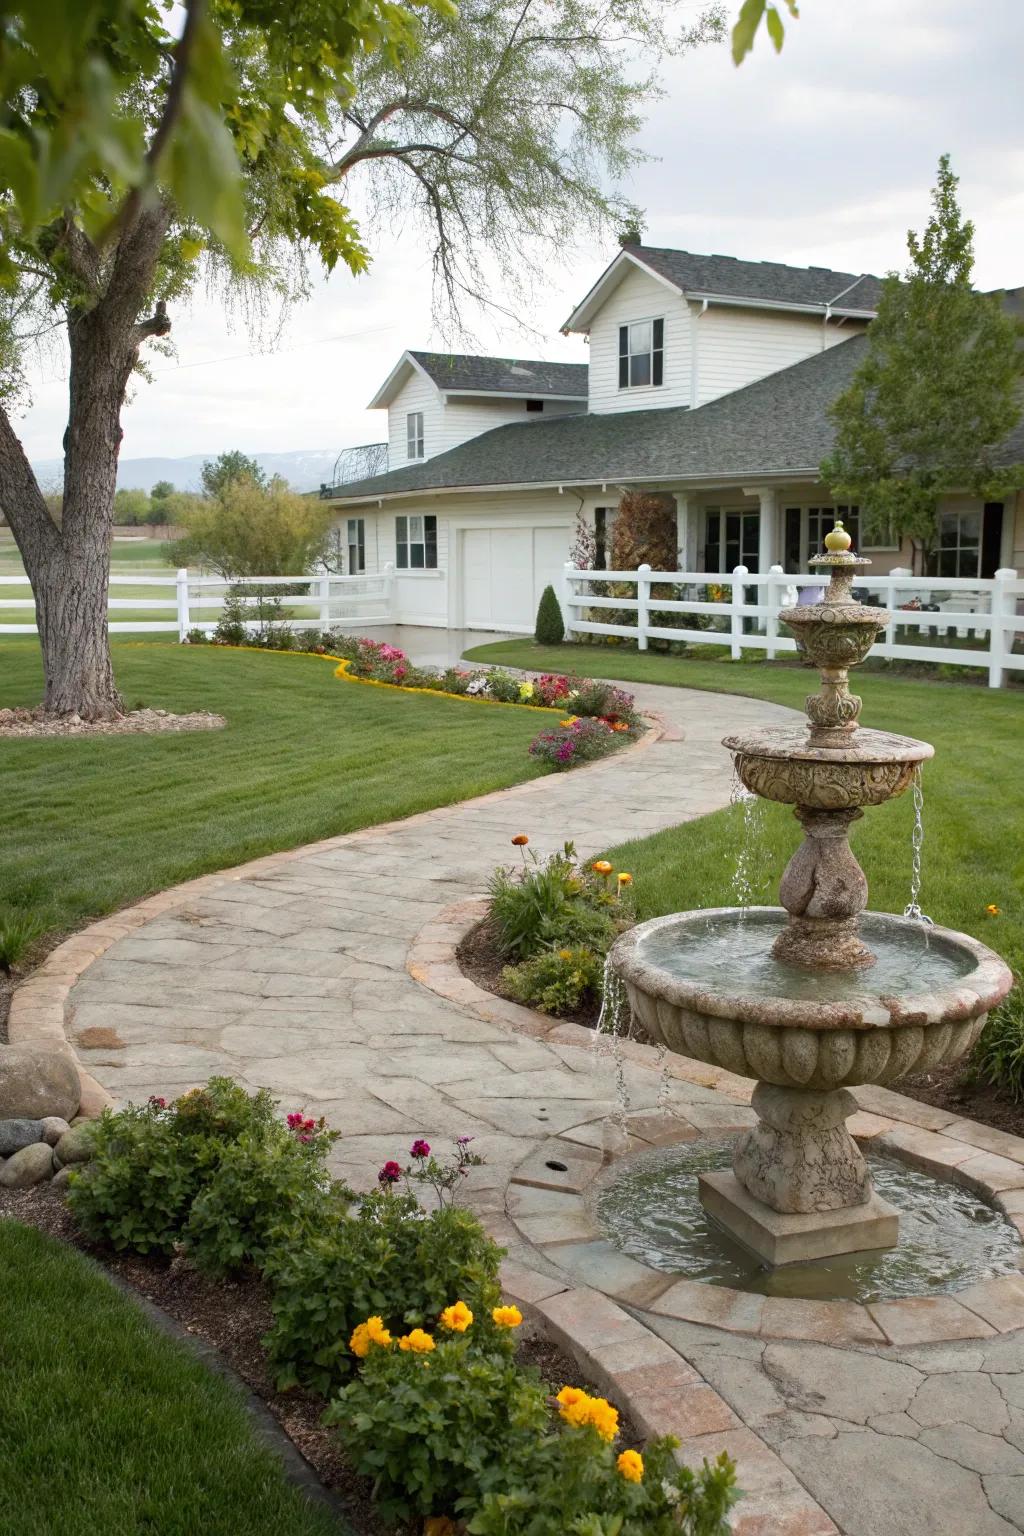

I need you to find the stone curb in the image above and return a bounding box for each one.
[4,720,664,1117]
[416,898,1024,1349]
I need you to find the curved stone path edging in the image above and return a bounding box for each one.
[9,671,1024,1535]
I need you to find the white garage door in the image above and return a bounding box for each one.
[462,526,569,631]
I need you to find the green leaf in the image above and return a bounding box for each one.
[166,90,249,259]
[765,6,785,52]
[732,0,766,64]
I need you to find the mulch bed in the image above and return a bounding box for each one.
[0,706,225,738]
[457,920,1024,1141]
[0,1184,630,1536]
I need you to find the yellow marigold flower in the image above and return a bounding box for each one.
[617,872,633,887]
[492,1305,523,1329]
[555,1386,619,1442]
[556,1386,587,1414]
[586,1397,620,1442]
[440,1301,473,1333]
[558,948,573,961]
[986,903,1000,916]
[398,1328,436,1353]
[518,681,535,700]
[366,1316,391,1346]
[617,1449,644,1483]
[350,1316,391,1357]
[560,716,578,727]
[592,860,613,876]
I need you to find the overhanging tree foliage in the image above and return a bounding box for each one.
[820,156,1024,569]
[0,0,724,719]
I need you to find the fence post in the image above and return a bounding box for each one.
[383,561,396,621]
[765,563,784,660]
[560,561,576,641]
[730,565,748,660]
[318,573,331,626]
[176,568,190,640]
[636,563,651,651]
[989,568,1016,689]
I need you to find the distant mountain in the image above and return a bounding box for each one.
[30,449,344,495]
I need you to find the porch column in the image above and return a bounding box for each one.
[676,493,699,572]
[745,486,779,571]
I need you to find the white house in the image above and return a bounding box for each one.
[322,244,1024,633]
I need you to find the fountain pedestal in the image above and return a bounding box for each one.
[698,1171,898,1267]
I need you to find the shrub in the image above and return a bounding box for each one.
[488,843,625,962]
[214,592,249,646]
[181,1119,345,1277]
[468,1429,740,1536]
[502,946,604,1015]
[486,668,527,703]
[969,989,1024,1102]
[535,584,565,645]
[326,1333,550,1523]
[528,717,622,770]
[567,678,639,725]
[67,1080,331,1260]
[265,1193,503,1394]
[0,909,44,973]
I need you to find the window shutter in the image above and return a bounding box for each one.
[652,318,664,386]
[618,326,628,388]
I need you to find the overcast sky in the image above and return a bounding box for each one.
[17,0,1024,467]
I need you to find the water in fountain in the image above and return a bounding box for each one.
[903,765,934,926]
[594,955,632,1135]
[729,769,766,907]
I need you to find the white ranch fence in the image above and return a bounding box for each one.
[0,566,397,641]
[561,563,1024,689]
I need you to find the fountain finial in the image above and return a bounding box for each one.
[823,519,852,553]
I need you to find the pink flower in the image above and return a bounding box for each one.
[411,1139,431,1159]
[378,1160,403,1185]
[457,1135,474,1146]
[286,1112,304,1128]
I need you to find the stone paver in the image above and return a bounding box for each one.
[15,663,1024,1534]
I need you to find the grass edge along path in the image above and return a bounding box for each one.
[0,1220,350,1536]
[0,639,548,948]
[464,640,1024,977]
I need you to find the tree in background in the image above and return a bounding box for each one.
[200,451,266,500]
[150,480,175,502]
[821,156,1024,572]
[0,0,724,719]
[167,477,334,579]
[113,488,152,527]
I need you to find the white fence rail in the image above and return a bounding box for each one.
[561,563,1024,689]
[0,566,397,641]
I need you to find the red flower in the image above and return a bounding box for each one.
[410,1139,431,1159]
[148,1096,167,1109]
[286,1112,304,1129]
[378,1160,403,1185]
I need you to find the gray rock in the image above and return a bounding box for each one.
[38,1116,71,1146]
[51,1166,73,1188]
[0,1045,80,1120]
[0,1118,44,1156]
[0,1141,57,1188]
[54,1122,97,1165]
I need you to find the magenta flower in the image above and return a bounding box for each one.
[286,1112,304,1128]
[410,1139,431,1159]
[457,1135,474,1146]
[378,1160,403,1185]
[148,1096,167,1109]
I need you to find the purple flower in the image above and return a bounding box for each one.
[410,1139,431,1159]
[457,1135,474,1146]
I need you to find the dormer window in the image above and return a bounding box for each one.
[407,410,425,460]
[618,319,664,389]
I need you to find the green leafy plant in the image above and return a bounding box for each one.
[326,1333,550,1523]
[0,909,44,973]
[265,1193,503,1394]
[535,585,565,645]
[969,988,1024,1102]
[502,946,605,1015]
[213,593,250,648]
[528,717,626,770]
[489,844,619,961]
[468,1429,740,1535]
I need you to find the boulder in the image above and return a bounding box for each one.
[54,1122,97,1165]
[0,1045,80,1121]
[0,1141,56,1188]
[38,1116,71,1146]
[0,1118,44,1157]
[51,1166,73,1188]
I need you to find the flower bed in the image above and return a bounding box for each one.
[48,1078,738,1533]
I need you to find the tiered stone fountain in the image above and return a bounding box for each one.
[610,526,1013,1266]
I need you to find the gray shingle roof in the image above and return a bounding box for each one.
[331,334,1024,502]
[624,246,885,314]
[409,351,588,397]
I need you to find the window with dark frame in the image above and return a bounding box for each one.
[525,399,544,413]
[618,318,664,389]
[396,513,437,570]
[406,410,425,460]
[346,517,366,574]
[933,509,982,580]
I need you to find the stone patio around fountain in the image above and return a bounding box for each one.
[10,675,1024,1535]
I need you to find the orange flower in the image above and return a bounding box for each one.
[511,834,529,847]
[617,1449,644,1483]
[492,1305,523,1329]
[592,860,613,876]
[398,1328,435,1353]
[617,872,633,887]
[985,904,1000,916]
[439,1301,473,1333]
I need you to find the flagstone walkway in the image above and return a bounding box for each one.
[13,672,1024,1534]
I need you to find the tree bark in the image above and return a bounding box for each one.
[0,206,171,719]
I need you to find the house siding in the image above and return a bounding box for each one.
[695,307,866,406]
[587,265,691,415]
[386,370,442,463]
[434,395,582,456]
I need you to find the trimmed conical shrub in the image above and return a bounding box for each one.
[534,585,565,645]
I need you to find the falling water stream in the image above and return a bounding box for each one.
[903,764,934,926]
[728,768,766,907]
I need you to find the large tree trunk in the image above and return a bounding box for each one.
[0,208,170,720]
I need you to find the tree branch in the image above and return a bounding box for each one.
[0,403,60,554]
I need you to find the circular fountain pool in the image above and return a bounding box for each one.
[594,1138,1023,1303]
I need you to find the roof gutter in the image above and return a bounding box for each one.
[682,290,876,320]
[326,466,822,506]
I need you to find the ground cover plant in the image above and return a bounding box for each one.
[0,1221,349,1536]
[0,640,545,953]
[466,639,1024,1110]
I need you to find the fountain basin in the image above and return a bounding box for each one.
[724,725,933,809]
[610,907,1013,1092]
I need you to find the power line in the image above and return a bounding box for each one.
[151,321,398,374]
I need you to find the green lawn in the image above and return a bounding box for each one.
[0,1221,349,1536]
[0,640,544,941]
[465,640,1024,975]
